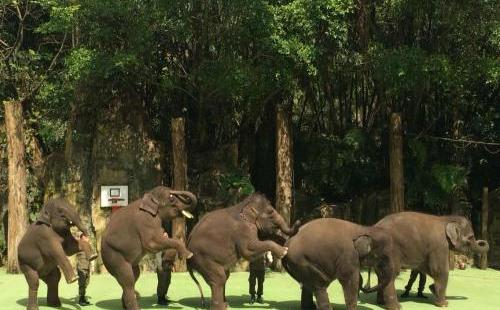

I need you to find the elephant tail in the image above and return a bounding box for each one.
[187,264,205,307]
[360,267,376,293]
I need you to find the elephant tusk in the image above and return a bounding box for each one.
[182,210,194,219]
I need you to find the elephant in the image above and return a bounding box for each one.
[101,186,197,310]
[18,197,96,310]
[366,212,489,307]
[283,218,398,310]
[187,193,299,310]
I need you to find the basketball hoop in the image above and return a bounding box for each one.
[101,186,128,212]
[109,198,124,213]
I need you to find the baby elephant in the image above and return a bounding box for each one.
[284,218,399,310]
[101,186,197,310]
[187,193,299,310]
[18,198,96,310]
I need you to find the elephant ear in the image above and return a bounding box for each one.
[36,208,51,226]
[354,235,372,258]
[446,222,461,248]
[140,193,159,216]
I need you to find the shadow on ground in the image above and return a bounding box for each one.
[95,295,184,310]
[177,294,375,310]
[17,297,82,310]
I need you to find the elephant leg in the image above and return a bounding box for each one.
[223,270,230,303]
[132,265,141,300]
[41,268,62,307]
[49,241,77,283]
[381,278,400,310]
[339,274,359,310]
[79,238,97,261]
[116,263,140,310]
[21,265,40,310]
[301,286,317,310]
[206,265,227,310]
[312,288,332,310]
[429,273,449,307]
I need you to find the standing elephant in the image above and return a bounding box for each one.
[101,186,197,310]
[18,198,96,310]
[283,218,398,310]
[369,212,489,307]
[187,193,299,310]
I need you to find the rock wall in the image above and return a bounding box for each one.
[43,94,164,272]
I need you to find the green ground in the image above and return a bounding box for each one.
[1,268,499,309]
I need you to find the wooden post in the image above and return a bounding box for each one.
[389,112,404,213]
[479,187,489,269]
[171,117,188,272]
[4,100,28,273]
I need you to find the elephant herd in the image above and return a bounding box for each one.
[16,186,489,310]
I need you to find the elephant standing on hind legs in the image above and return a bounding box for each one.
[101,186,197,310]
[283,218,399,310]
[367,212,489,308]
[18,198,97,310]
[187,193,300,310]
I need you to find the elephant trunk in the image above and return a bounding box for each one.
[171,190,198,207]
[470,239,489,254]
[65,208,88,236]
[361,261,393,294]
[275,214,299,236]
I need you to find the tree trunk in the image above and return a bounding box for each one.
[389,112,404,213]
[3,100,28,273]
[171,117,188,272]
[274,103,293,271]
[478,187,489,269]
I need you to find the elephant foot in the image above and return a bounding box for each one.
[400,291,410,298]
[435,300,448,307]
[186,251,194,259]
[417,292,428,298]
[386,302,401,310]
[66,275,78,284]
[27,304,39,310]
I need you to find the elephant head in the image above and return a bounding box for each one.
[240,193,298,237]
[140,186,198,221]
[36,198,88,236]
[355,228,395,294]
[445,216,489,254]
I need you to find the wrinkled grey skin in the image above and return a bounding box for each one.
[284,218,398,310]
[101,186,197,310]
[18,198,94,310]
[187,193,299,310]
[370,212,489,308]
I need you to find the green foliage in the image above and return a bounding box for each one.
[0,0,498,220]
[219,171,255,196]
[431,164,468,195]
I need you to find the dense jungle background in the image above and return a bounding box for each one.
[1,0,499,271]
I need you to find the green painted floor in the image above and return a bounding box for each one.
[1,268,499,309]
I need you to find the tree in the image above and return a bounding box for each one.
[389,112,404,213]
[3,100,28,273]
[171,117,188,272]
